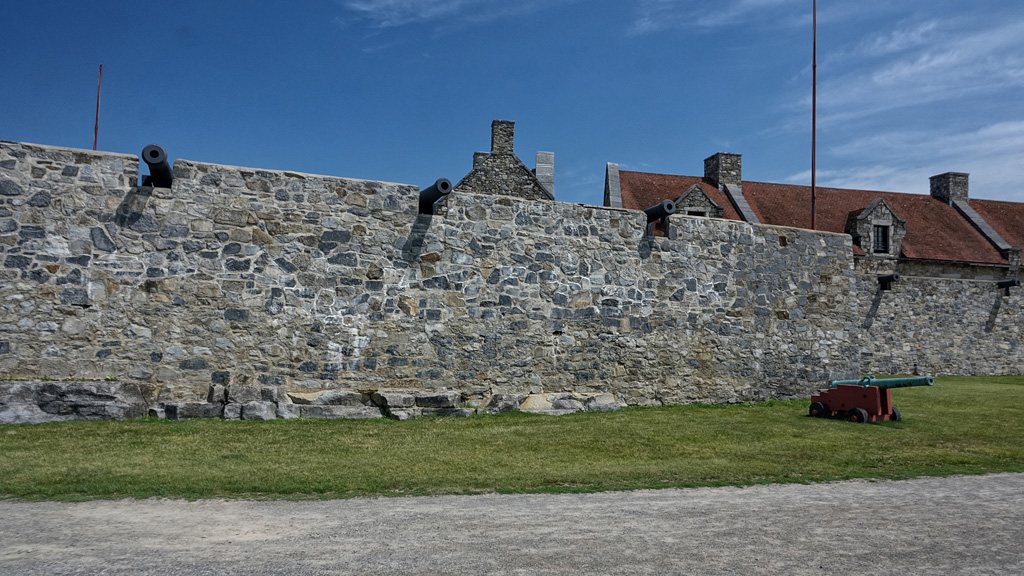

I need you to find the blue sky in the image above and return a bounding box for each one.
[2,0,1023,204]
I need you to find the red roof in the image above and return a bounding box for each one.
[743,182,1005,264]
[969,199,1024,249]
[618,171,741,221]
[618,172,1007,264]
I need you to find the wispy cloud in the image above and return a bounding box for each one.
[785,121,1024,201]
[810,18,1024,126]
[772,5,1024,202]
[338,0,564,29]
[852,20,939,58]
[628,0,803,35]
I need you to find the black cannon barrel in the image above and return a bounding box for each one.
[878,273,900,290]
[141,144,173,188]
[418,178,452,215]
[644,199,677,223]
[997,278,1021,289]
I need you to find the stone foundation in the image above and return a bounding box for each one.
[0,381,625,423]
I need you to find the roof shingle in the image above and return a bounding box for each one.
[617,171,1008,265]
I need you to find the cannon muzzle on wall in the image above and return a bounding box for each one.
[644,199,676,223]
[419,178,452,215]
[997,278,1021,289]
[141,144,173,188]
[878,273,900,290]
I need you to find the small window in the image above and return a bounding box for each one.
[873,225,889,253]
[686,210,706,217]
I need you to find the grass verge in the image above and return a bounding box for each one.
[1,376,1022,501]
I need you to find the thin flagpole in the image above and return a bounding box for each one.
[94,65,103,151]
[811,0,817,230]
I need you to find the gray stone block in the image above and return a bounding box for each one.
[165,402,224,420]
[313,390,365,406]
[60,288,90,306]
[299,405,382,419]
[207,385,227,404]
[241,401,276,421]
[584,393,624,412]
[260,386,280,403]
[226,385,261,404]
[550,393,584,412]
[0,381,148,424]
[223,403,242,420]
[371,390,416,409]
[485,393,524,414]
[386,409,420,421]
[415,391,461,409]
[276,403,301,419]
[421,407,476,418]
[0,404,61,425]
[0,179,23,196]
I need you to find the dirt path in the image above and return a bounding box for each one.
[1,473,1022,575]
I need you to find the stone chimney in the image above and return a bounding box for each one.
[930,171,1016,259]
[453,119,554,201]
[704,152,742,189]
[703,152,758,223]
[604,162,622,208]
[491,120,515,154]
[930,172,969,204]
[534,151,554,196]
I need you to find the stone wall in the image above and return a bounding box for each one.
[856,258,1024,375]
[1,140,860,413]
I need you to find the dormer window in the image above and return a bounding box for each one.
[846,199,904,258]
[674,184,725,219]
[873,225,889,253]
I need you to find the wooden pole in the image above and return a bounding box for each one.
[93,65,103,151]
[811,0,817,230]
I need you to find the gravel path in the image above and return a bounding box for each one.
[1,473,1022,575]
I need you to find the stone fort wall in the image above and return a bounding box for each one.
[1,140,861,411]
[855,258,1024,375]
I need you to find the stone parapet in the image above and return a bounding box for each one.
[9,137,1021,424]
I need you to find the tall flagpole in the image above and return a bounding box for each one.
[811,0,817,230]
[94,65,103,151]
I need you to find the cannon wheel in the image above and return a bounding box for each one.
[890,406,902,422]
[847,407,869,423]
[809,402,829,418]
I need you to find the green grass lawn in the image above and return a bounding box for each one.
[1,376,1022,501]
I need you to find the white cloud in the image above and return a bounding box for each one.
[812,18,1024,127]
[772,6,1024,203]
[628,0,803,35]
[853,20,939,58]
[339,0,567,29]
[786,121,1024,201]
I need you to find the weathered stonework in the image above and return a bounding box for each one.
[0,380,148,424]
[855,258,1024,375]
[3,135,1021,422]
[0,139,863,419]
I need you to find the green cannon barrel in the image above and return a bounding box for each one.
[829,376,934,389]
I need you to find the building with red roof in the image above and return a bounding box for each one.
[606,153,1022,271]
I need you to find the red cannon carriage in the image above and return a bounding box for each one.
[809,376,934,423]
